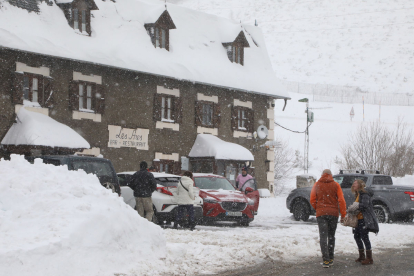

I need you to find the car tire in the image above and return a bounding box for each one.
[292,199,310,222]
[239,221,250,227]
[373,204,390,223]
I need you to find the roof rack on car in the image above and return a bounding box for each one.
[339,169,380,174]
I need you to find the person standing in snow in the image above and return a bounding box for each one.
[174,171,196,230]
[310,169,346,268]
[130,161,157,222]
[235,166,253,191]
[348,179,379,265]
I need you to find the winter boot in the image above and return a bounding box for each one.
[361,250,373,265]
[355,249,366,262]
[173,222,178,229]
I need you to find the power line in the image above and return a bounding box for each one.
[274,121,312,133]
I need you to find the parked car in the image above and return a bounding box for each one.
[286,171,414,223]
[193,173,260,226]
[117,172,204,226]
[26,155,121,195]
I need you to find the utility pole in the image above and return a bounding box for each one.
[298,98,313,174]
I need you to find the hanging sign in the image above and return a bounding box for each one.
[108,125,149,150]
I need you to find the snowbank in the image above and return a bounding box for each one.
[0,155,166,276]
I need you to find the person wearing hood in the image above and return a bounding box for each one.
[347,179,379,265]
[174,171,196,230]
[310,169,347,268]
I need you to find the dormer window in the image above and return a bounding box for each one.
[56,0,98,36]
[223,31,250,66]
[145,10,176,51]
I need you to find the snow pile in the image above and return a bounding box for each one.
[189,134,254,160]
[173,0,414,94]
[0,155,166,276]
[1,107,90,148]
[393,175,414,187]
[0,0,287,98]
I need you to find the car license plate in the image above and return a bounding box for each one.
[226,212,242,216]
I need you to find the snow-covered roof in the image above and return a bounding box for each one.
[1,108,90,149]
[189,134,254,161]
[0,0,288,98]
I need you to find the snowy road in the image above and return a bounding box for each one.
[128,197,414,276]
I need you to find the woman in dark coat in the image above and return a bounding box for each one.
[347,179,379,265]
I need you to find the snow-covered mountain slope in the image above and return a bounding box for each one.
[170,0,414,94]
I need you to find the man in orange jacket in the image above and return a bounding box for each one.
[310,169,346,268]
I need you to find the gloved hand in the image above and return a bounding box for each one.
[347,202,360,213]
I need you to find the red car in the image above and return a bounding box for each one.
[193,173,260,226]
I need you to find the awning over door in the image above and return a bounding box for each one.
[1,107,90,149]
[188,134,254,161]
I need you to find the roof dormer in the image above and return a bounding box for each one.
[144,10,176,51]
[56,0,98,36]
[222,31,250,65]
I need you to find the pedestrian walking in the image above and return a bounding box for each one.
[174,171,196,230]
[348,179,379,265]
[310,169,347,268]
[130,161,157,222]
[235,166,253,191]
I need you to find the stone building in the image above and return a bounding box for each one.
[0,0,289,191]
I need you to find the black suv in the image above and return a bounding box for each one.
[26,155,121,195]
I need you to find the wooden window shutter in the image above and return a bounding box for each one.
[174,97,183,124]
[246,109,254,133]
[153,94,162,121]
[95,84,105,114]
[86,10,91,36]
[12,72,24,104]
[43,77,54,108]
[241,47,245,66]
[195,101,203,126]
[231,105,238,131]
[68,80,79,110]
[213,103,221,128]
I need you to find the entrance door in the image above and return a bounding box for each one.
[226,165,237,187]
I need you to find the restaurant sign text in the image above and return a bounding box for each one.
[108,125,149,150]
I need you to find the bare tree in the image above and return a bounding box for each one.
[340,120,414,177]
[273,139,304,195]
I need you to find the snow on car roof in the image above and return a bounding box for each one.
[117,171,180,178]
[193,173,224,178]
[0,0,288,98]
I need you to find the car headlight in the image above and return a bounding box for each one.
[204,197,219,203]
[247,199,255,205]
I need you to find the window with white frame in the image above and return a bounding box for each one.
[78,83,93,111]
[238,109,246,129]
[161,96,173,121]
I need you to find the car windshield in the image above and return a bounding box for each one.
[194,177,235,190]
[155,177,180,187]
[72,160,114,178]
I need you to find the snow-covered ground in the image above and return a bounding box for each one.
[1,155,413,276]
[169,0,414,94]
